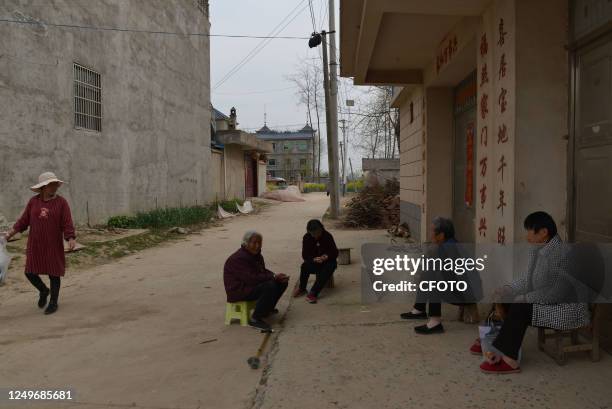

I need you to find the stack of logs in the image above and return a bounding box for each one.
[382,195,400,227]
[343,178,407,235]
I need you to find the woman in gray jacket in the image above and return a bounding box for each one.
[480,211,589,374]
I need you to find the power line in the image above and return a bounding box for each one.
[307,0,317,33]
[212,85,299,96]
[0,17,309,39]
[213,0,309,90]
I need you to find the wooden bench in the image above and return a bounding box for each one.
[537,304,601,365]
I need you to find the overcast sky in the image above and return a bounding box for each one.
[210,0,363,173]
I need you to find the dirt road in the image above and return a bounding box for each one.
[1,192,611,409]
[0,193,384,409]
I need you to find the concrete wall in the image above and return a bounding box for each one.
[224,145,245,200]
[514,0,569,239]
[0,0,212,224]
[362,158,399,184]
[210,149,225,201]
[398,87,425,241]
[257,161,267,197]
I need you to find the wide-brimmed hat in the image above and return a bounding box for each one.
[30,172,64,193]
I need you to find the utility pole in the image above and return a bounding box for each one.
[326,0,341,217]
[339,119,347,194]
[318,31,340,217]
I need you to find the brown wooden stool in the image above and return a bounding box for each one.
[537,304,601,365]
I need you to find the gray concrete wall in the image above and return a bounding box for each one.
[515,0,569,239]
[0,0,212,224]
[257,161,267,197]
[210,149,225,201]
[224,145,245,200]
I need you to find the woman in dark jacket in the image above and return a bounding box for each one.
[224,230,289,330]
[294,219,338,304]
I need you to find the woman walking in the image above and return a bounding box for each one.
[4,172,76,315]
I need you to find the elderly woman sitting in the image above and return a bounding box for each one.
[478,211,589,374]
[223,230,289,330]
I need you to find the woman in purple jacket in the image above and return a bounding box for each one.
[223,230,289,330]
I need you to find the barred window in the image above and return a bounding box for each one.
[73,63,101,132]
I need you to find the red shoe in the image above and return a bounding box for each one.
[480,359,521,374]
[305,293,317,304]
[470,338,482,355]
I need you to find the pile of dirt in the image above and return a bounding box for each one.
[343,178,401,228]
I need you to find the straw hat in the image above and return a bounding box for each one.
[30,172,64,193]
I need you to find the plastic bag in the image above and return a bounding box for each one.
[0,237,11,285]
[478,310,522,364]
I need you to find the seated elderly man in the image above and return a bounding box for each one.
[224,230,289,330]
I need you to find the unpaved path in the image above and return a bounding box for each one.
[0,193,367,409]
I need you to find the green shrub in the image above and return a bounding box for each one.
[303,183,326,193]
[218,198,244,212]
[347,179,364,192]
[107,205,215,229]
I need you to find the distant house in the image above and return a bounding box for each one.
[211,107,272,199]
[256,124,315,182]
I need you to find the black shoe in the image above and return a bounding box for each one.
[38,289,49,309]
[248,317,271,331]
[400,311,427,320]
[262,309,279,318]
[414,323,444,334]
[44,303,58,315]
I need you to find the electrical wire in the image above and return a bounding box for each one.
[212,86,299,96]
[212,0,309,90]
[0,17,309,39]
[307,0,317,33]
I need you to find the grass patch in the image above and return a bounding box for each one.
[107,206,215,229]
[107,199,245,229]
[66,230,180,269]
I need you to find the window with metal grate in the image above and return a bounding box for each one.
[73,63,102,132]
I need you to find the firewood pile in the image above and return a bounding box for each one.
[343,178,401,229]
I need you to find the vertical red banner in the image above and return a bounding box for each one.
[465,123,475,207]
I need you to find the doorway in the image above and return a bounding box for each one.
[453,71,477,243]
[245,153,258,198]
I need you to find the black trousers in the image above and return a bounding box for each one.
[413,302,441,317]
[245,279,288,319]
[299,260,337,296]
[492,303,533,360]
[25,273,61,305]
